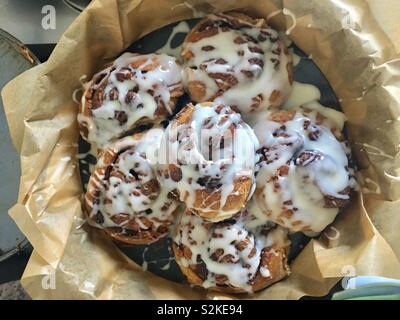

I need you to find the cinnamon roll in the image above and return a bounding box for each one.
[253,108,355,233]
[181,12,293,114]
[84,127,181,244]
[158,101,259,222]
[173,204,290,293]
[78,53,184,147]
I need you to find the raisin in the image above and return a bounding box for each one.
[241,70,254,78]
[115,111,128,125]
[202,45,215,51]
[215,58,227,64]
[125,90,137,104]
[116,71,132,82]
[249,58,264,68]
[303,120,311,130]
[108,87,119,100]
[210,248,224,261]
[249,46,263,54]
[93,211,104,224]
[195,261,208,281]
[169,165,182,182]
[308,130,320,141]
[234,36,246,44]
[92,87,104,109]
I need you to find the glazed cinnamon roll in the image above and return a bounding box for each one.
[158,101,259,222]
[173,204,290,293]
[84,127,181,244]
[253,108,356,233]
[181,12,293,114]
[78,53,184,147]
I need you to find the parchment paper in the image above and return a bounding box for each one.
[2,0,400,299]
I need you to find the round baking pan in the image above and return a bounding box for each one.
[0,29,38,263]
[63,0,91,12]
[78,19,341,285]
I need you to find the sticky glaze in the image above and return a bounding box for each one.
[253,108,355,233]
[173,206,289,292]
[85,128,180,242]
[158,102,259,220]
[78,53,183,147]
[182,13,293,113]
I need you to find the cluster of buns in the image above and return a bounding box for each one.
[78,12,355,293]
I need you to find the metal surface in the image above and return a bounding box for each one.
[63,0,91,12]
[0,0,79,44]
[0,29,39,262]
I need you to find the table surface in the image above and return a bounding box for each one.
[0,0,79,44]
[0,0,78,288]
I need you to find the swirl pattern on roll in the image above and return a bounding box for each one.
[173,203,290,293]
[84,128,180,244]
[78,53,184,147]
[181,12,293,113]
[157,101,259,221]
[253,108,356,233]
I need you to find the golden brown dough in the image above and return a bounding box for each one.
[157,101,259,222]
[78,53,184,147]
[253,108,356,233]
[173,205,290,293]
[84,128,181,244]
[181,12,293,113]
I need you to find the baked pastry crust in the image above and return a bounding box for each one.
[84,128,180,244]
[253,108,355,233]
[78,53,184,147]
[181,12,293,113]
[173,206,290,293]
[157,101,259,221]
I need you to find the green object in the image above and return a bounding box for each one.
[332,277,400,300]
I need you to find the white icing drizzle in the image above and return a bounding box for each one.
[259,266,271,278]
[72,88,83,104]
[266,10,282,22]
[284,81,321,107]
[291,50,301,66]
[157,21,191,58]
[282,8,297,35]
[324,225,341,241]
[360,143,394,160]
[283,81,347,131]
[253,108,353,233]
[141,246,175,271]
[142,247,149,271]
[158,102,259,219]
[78,53,183,147]
[174,208,289,292]
[182,13,293,113]
[172,2,206,18]
[384,167,400,181]
[265,8,297,35]
[361,177,382,195]
[87,128,179,236]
